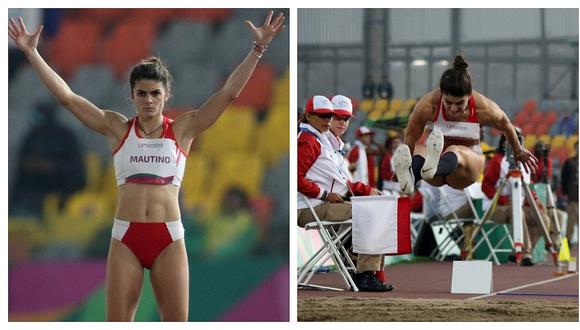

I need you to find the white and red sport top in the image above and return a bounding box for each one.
[113,116,188,187]
[431,94,480,150]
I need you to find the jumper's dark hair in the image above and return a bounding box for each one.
[129,57,173,94]
[440,54,472,97]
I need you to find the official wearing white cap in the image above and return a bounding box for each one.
[298,95,392,292]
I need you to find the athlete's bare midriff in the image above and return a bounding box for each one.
[115,183,181,222]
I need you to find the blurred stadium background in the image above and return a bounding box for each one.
[298,9,578,266]
[299,8,578,150]
[8,8,289,321]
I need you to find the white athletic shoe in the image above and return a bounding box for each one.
[421,127,444,180]
[393,144,414,195]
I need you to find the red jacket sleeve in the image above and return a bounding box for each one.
[482,153,509,205]
[297,133,322,198]
[380,153,394,181]
[410,191,423,212]
[347,145,360,164]
[348,181,372,196]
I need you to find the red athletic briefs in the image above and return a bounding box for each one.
[112,219,184,269]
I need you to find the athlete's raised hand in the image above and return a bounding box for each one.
[514,147,538,174]
[9,17,43,54]
[245,10,285,47]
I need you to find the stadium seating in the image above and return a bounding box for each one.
[521,122,535,136]
[69,64,116,106]
[199,106,257,156]
[367,109,383,121]
[513,110,528,128]
[537,134,551,145]
[553,146,570,164]
[530,112,544,124]
[524,134,537,150]
[170,62,219,107]
[389,98,403,114]
[544,111,558,126]
[374,99,388,113]
[46,18,103,78]
[535,123,551,135]
[178,9,233,22]
[125,8,180,24]
[522,99,537,114]
[181,153,212,211]
[566,135,578,150]
[152,21,211,65]
[83,152,103,193]
[101,18,158,79]
[67,8,125,25]
[359,99,374,113]
[398,98,416,116]
[234,64,275,110]
[256,110,290,166]
[550,135,566,148]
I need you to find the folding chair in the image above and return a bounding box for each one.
[297,194,359,292]
[464,183,515,266]
[410,211,424,247]
[418,184,471,261]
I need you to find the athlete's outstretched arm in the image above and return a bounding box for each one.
[8,17,126,137]
[475,92,538,173]
[174,10,285,140]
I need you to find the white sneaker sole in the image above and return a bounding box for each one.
[421,127,444,180]
[393,144,414,195]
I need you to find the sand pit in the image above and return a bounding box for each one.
[298,297,579,321]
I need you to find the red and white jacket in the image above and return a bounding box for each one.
[323,130,352,181]
[380,151,399,191]
[113,116,188,187]
[298,123,371,209]
[347,142,377,187]
[482,152,531,205]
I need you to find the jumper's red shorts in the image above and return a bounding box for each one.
[112,219,185,269]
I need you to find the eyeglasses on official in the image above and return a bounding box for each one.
[333,115,350,122]
[315,113,333,119]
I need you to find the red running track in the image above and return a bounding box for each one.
[298,251,578,302]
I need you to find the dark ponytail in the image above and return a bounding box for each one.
[440,54,472,97]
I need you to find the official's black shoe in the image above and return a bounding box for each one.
[353,271,394,292]
[521,257,535,266]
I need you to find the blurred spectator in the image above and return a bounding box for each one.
[532,141,553,184]
[10,102,85,216]
[196,187,258,258]
[377,74,393,102]
[532,140,566,248]
[348,126,380,188]
[380,135,402,193]
[556,111,577,137]
[362,74,375,99]
[482,133,551,265]
[561,141,578,246]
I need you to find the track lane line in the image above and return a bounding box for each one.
[467,272,578,301]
